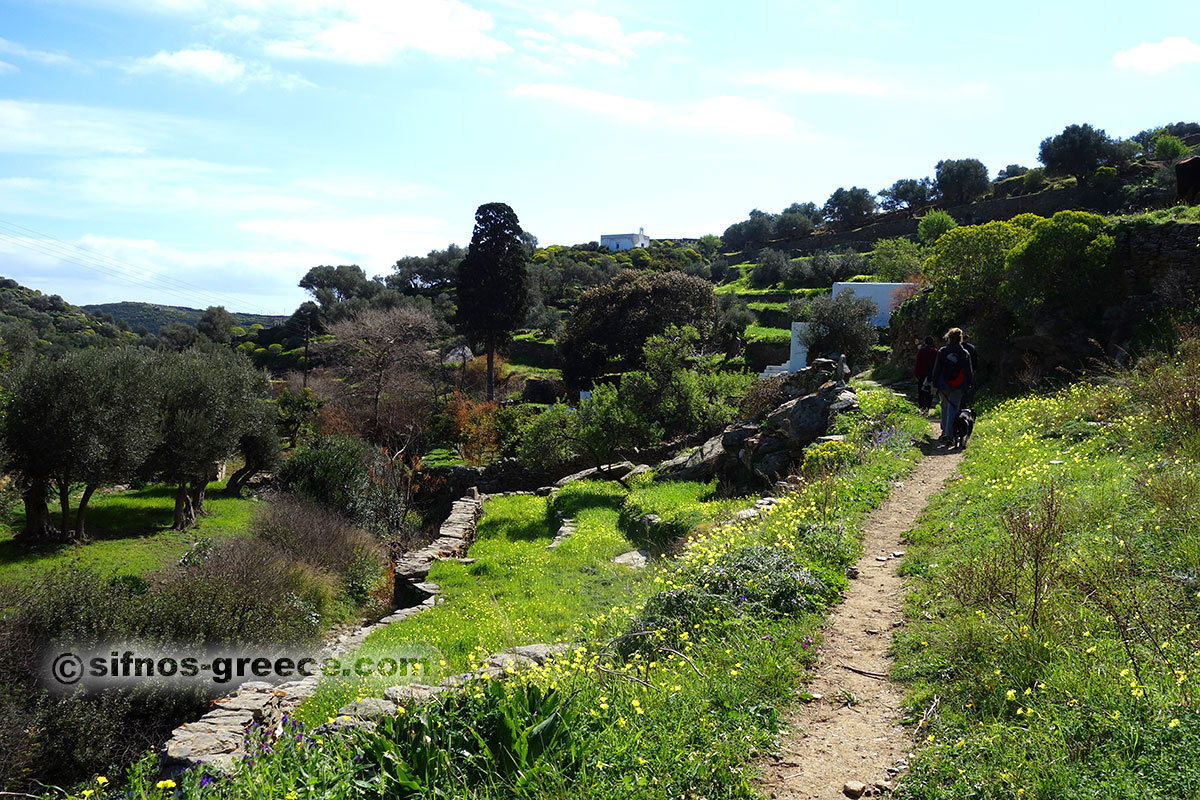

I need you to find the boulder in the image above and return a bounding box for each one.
[613,549,650,568]
[383,684,445,706]
[335,697,397,721]
[554,461,636,487]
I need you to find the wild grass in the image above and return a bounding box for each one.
[93,384,928,800]
[0,483,255,589]
[893,362,1200,798]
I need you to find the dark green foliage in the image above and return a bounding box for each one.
[695,544,838,616]
[750,248,789,288]
[1038,123,1115,181]
[83,301,283,335]
[456,203,529,401]
[879,177,934,211]
[823,186,877,229]
[722,214,775,251]
[223,398,281,496]
[558,270,717,382]
[1023,167,1047,193]
[715,292,755,357]
[997,164,1029,180]
[2,347,161,541]
[145,348,271,529]
[389,244,466,296]
[276,385,324,447]
[277,435,412,535]
[196,305,235,344]
[739,375,788,421]
[157,321,199,351]
[774,211,814,239]
[934,158,990,205]
[797,290,879,368]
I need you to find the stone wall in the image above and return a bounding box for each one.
[160,495,485,775]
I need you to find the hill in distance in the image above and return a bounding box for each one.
[83,301,287,334]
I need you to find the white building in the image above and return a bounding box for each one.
[601,227,649,251]
[831,282,916,328]
[757,283,915,378]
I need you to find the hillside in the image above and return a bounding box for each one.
[0,275,145,355]
[83,301,286,334]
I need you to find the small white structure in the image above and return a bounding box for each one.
[601,227,649,251]
[759,322,809,379]
[831,282,916,328]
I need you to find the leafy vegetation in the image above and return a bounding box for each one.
[894,337,1200,798]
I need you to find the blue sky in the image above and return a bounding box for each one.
[0,0,1197,315]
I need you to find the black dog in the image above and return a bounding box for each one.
[953,408,976,449]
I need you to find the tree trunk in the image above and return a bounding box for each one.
[223,462,256,496]
[72,484,97,542]
[486,335,495,402]
[173,483,195,530]
[189,480,207,516]
[18,476,57,541]
[55,477,71,542]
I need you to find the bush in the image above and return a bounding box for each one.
[917,209,958,244]
[739,376,789,421]
[1022,167,1046,193]
[277,435,412,535]
[798,290,879,369]
[870,237,924,281]
[251,493,387,605]
[749,249,789,288]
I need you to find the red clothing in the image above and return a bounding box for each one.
[914,345,937,379]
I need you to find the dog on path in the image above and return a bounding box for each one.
[953,408,976,449]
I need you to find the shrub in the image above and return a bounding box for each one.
[277,435,412,535]
[870,237,924,281]
[251,493,387,605]
[749,249,789,288]
[1022,167,1046,193]
[1152,133,1191,162]
[917,209,958,244]
[797,290,879,369]
[739,376,788,421]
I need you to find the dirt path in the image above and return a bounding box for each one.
[758,429,963,799]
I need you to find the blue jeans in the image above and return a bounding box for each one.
[939,389,964,439]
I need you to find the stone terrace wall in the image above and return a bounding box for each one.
[160,495,484,774]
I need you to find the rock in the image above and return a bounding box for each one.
[843,780,868,798]
[816,434,846,443]
[335,698,397,721]
[554,461,635,487]
[613,549,650,568]
[754,450,794,483]
[505,643,571,665]
[484,652,538,671]
[627,464,653,478]
[535,485,555,496]
[656,431,729,482]
[383,684,445,706]
[733,508,760,521]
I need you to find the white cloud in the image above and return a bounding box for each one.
[126,47,313,88]
[0,232,313,314]
[0,60,16,75]
[238,213,458,270]
[262,0,511,64]
[742,67,899,97]
[0,99,182,155]
[129,47,248,83]
[513,84,794,137]
[1113,37,1200,73]
[0,37,77,67]
[517,10,680,68]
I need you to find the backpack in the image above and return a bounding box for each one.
[939,350,967,390]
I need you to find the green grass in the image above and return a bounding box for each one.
[893,372,1200,799]
[0,483,256,588]
[504,355,562,379]
[744,323,791,344]
[419,446,467,468]
[125,385,930,800]
[296,481,660,724]
[1113,204,1200,225]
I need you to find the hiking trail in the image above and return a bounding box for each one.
[757,423,963,799]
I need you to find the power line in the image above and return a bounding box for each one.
[0,219,289,314]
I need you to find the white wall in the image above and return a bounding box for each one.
[831,282,916,327]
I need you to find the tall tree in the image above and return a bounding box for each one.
[1038,124,1113,181]
[456,202,529,401]
[934,158,990,205]
[822,187,877,229]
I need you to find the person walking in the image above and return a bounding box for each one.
[913,336,938,412]
[931,327,973,444]
[961,332,979,404]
